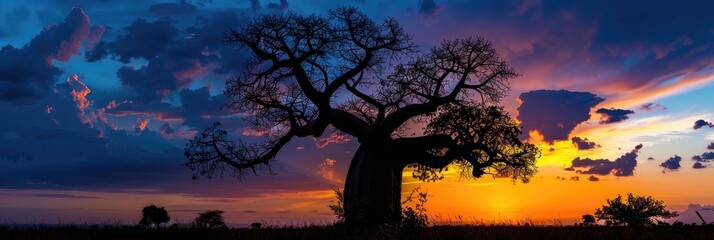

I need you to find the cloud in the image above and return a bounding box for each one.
[31,193,98,199]
[693,162,707,169]
[693,119,714,130]
[660,155,682,170]
[647,157,655,160]
[149,0,198,16]
[588,175,599,182]
[565,144,641,176]
[595,108,635,124]
[85,26,106,51]
[67,74,93,125]
[708,142,714,150]
[109,19,178,63]
[133,118,150,132]
[0,7,96,102]
[691,152,714,162]
[318,158,342,183]
[417,0,445,24]
[517,90,604,143]
[571,136,600,150]
[313,130,352,149]
[638,103,666,111]
[267,0,288,11]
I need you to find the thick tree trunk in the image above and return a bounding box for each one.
[343,144,403,226]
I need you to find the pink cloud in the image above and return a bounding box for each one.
[66,74,93,125]
[313,130,352,149]
[85,25,106,51]
[133,118,150,132]
[319,158,343,183]
[55,8,91,62]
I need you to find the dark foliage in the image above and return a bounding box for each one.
[194,210,227,229]
[595,194,678,226]
[140,205,170,228]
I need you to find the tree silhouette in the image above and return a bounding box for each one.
[140,205,170,228]
[594,193,678,226]
[185,7,540,225]
[581,214,596,226]
[194,210,227,229]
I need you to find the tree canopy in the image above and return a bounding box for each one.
[595,193,679,226]
[140,205,170,228]
[183,6,540,225]
[194,210,227,229]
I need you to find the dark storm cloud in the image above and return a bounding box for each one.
[93,11,250,102]
[0,8,94,102]
[104,86,230,131]
[660,155,682,170]
[708,142,714,150]
[565,144,641,176]
[588,175,599,182]
[84,41,109,62]
[149,0,198,16]
[517,90,604,143]
[109,18,179,63]
[595,108,635,124]
[0,76,341,197]
[571,136,599,150]
[693,119,714,130]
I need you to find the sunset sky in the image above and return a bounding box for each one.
[2,0,714,226]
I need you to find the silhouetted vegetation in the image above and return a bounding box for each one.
[594,194,678,226]
[194,210,227,229]
[2,224,714,240]
[139,205,170,228]
[184,6,539,226]
[581,214,596,226]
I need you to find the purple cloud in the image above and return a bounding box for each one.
[693,162,707,169]
[0,8,94,102]
[566,144,641,176]
[517,90,604,143]
[638,103,666,111]
[595,108,635,124]
[571,136,600,150]
[693,119,714,130]
[660,155,682,170]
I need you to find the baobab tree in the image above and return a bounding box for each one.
[185,7,539,226]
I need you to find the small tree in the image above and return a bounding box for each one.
[328,185,345,223]
[594,193,678,226]
[400,187,429,229]
[140,205,170,228]
[581,214,596,226]
[194,210,227,229]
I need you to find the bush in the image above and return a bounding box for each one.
[194,210,227,229]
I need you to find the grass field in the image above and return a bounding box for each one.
[2,225,714,240]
